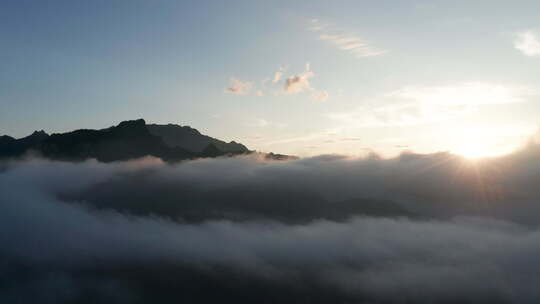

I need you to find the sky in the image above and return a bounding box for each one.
[1,0,540,157]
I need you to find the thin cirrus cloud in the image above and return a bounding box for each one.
[514,30,540,57]
[328,83,535,128]
[244,118,287,128]
[225,78,252,95]
[386,82,533,106]
[312,90,329,101]
[310,19,387,58]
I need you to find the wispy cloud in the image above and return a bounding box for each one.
[263,132,328,145]
[329,83,535,127]
[244,118,287,128]
[310,19,387,58]
[514,30,540,57]
[312,91,329,102]
[246,118,269,127]
[386,82,532,106]
[225,78,252,95]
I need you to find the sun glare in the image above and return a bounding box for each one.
[453,144,494,159]
[451,137,521,159]
[445,125,526,159]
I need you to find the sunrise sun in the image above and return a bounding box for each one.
[453,144,493,159]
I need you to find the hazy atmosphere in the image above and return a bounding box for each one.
[2,1,540,303]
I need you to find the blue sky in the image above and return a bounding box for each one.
[2,0,540,157]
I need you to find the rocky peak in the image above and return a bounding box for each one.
[111,119,149,137]
[29,130,49,139]
[116,119,146,129]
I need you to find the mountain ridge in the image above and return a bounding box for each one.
[0,119,268,162]
[146,123,249,153]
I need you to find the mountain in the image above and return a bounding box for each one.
[147,123,248,153]
[0,130,49,158]
[0,119,254,162]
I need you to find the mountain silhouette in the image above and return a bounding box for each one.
[0,119,256,162]
[147,123,248,153]
[0,130,49,158]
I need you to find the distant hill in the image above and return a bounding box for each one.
[0,119,257,162]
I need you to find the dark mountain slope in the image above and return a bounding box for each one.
[147,123,249,153]
[38,119,192,162]
[0,119,253,162]
[0,136,19,157]
[0,130,49,158]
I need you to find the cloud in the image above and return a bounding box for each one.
[284,65,314,94]
[284,73,313,93]
[262,131,329,146]
[225,65,329,100]
[386,82,533,106]
[329,83,535,127]
[7,132,540,223]
[272,67,287,84]
[244,118,288,130]
[272,71,283,83]
[245,118,269,127]
[310,19,387,58]
[514,30,540,57]
[225,78,252,95]
[283,63,328,101]
[273,71,282,83]
[7,141,540,302]
[9,133,540,302]
[312,90,329,101]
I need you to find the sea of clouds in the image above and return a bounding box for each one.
[3,138,540,303]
